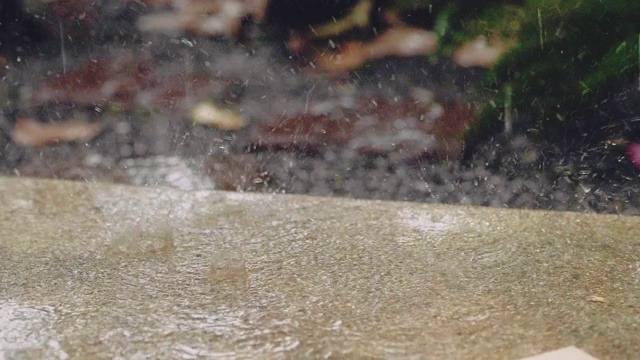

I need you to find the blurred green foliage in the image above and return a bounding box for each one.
[272,0,640,146]
[462,0,640,145]
[382,1,523,39]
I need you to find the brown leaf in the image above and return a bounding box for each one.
[431,102,476,139]
[355,99,429,143]
[246,96,475,161]
[250,114,355,152]
[308,0,373,38]
[154,74,212,110]
[190,101,248,131]
[453,36,510,68]
[137,0,263,38]
[347,98,442,159]
[430,102,476,161]
[11,117,103,148]
[31,55,213,112]
[315,42,368,73]
[316,27,438,73]
[32,56,156,109]
[366,27,438,58]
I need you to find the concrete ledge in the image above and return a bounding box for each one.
[1,177,638,359]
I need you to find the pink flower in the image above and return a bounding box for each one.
[627,142,640,169]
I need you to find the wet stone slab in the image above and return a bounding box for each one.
[0,177,638,359]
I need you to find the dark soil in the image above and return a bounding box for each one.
[1,9,639,216]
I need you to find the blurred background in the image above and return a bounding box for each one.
[0,0,639,214]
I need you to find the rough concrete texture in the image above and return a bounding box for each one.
[0,177,638,359]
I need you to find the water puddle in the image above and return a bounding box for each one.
[403,211,458,234]
[396,208,462,246]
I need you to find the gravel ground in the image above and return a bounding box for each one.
[261,136,640,215]
[1,20,639,216]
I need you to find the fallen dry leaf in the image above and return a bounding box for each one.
[249,113,354,153]
[310,0,372,38]
[315,42,369,73]
[32,56,155,109]
[348,98,472,160]
[31,54,213,112]
[366,27,439,58]
[138,0,268,38]
[453,36,510,68]
[431,102,476,139]
[154,74,212,110]
[316,27,438,73]
[190,101,248,130]
[247,96,475,161]
[11,117,103,148]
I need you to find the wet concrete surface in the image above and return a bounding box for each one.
[0,177,639,359]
